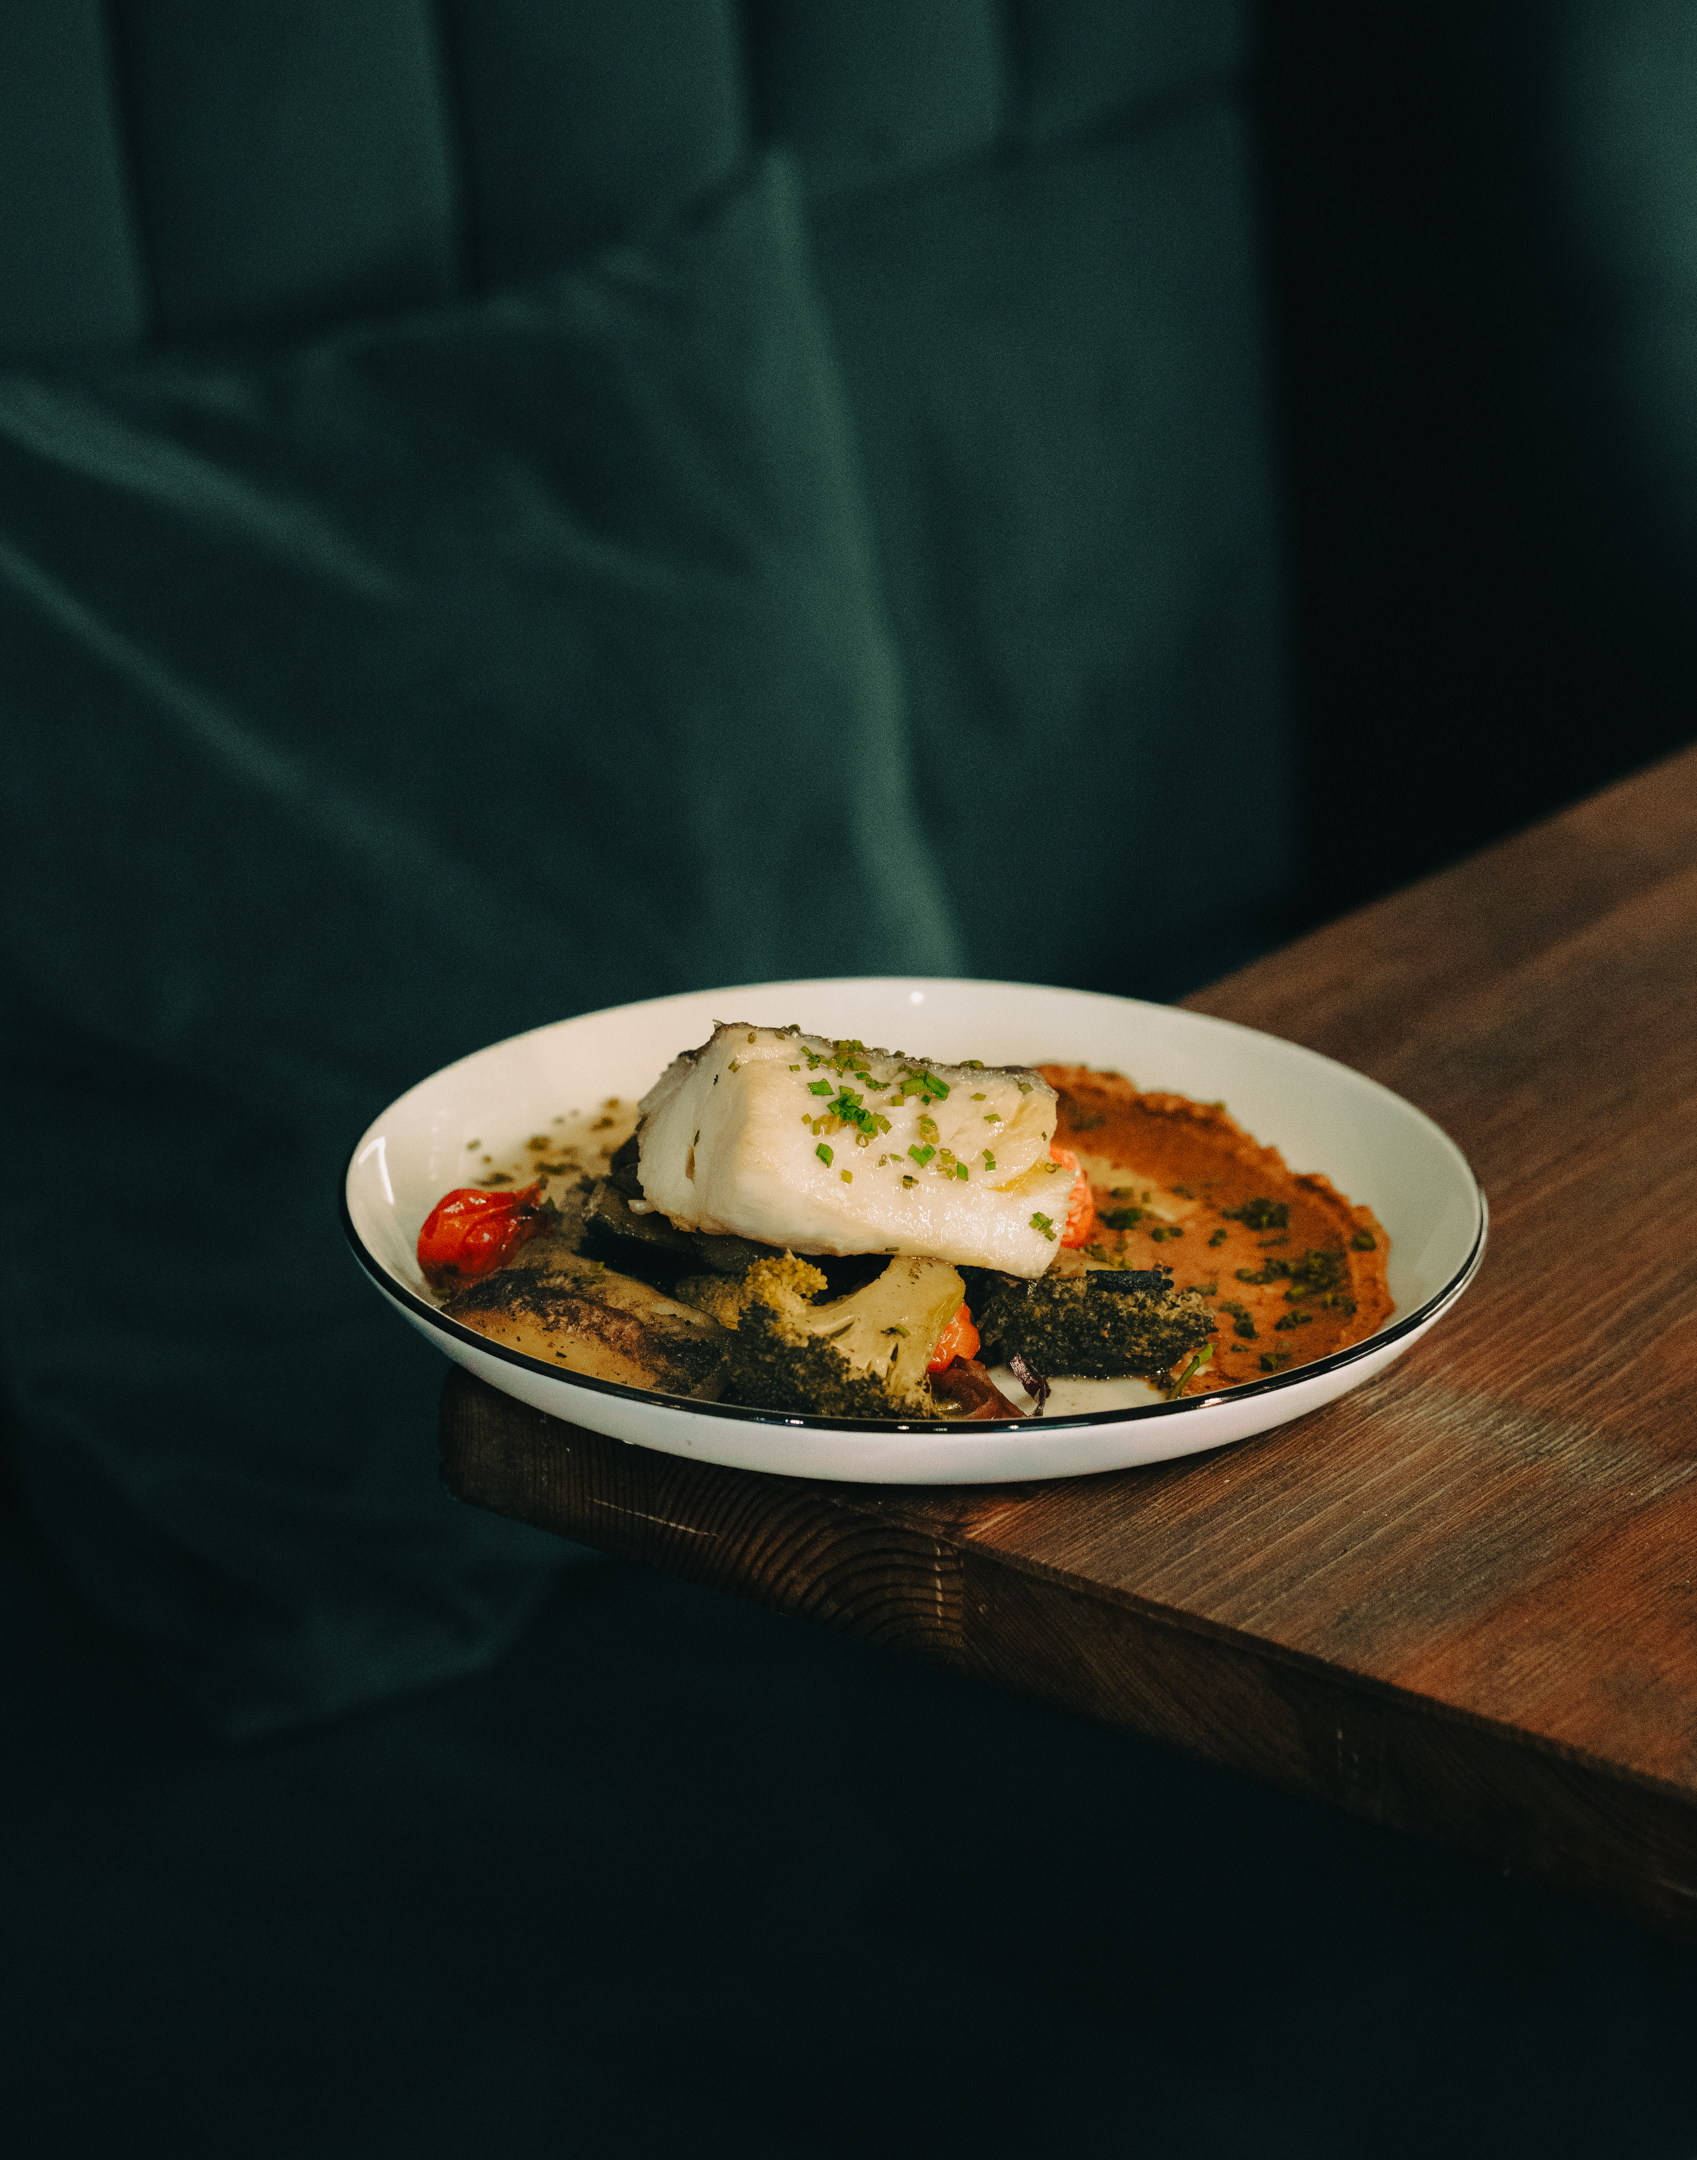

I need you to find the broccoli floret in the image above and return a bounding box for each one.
[689,1253,966,1419]
[974,1267,1217,1384]
[673,1269,764,1330]
[675,1250,829,1329]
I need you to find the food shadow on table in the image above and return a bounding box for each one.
[4,1476,1695,2160]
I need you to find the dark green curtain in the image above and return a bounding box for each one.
[0,0,1293,1731]
[1258,0,1697,918]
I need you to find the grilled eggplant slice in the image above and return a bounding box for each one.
[442,1253,729,1397]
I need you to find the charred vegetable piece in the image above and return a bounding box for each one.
[703,1252,966,1418]
[690,1229,774,1277]
[1007,1350,1050,1414]
[576,1175,787,1294]
[442,1253,729,1397]
[581,1177,700,1274]
[975,1268,1216,1384]
[605,1132,644,1197]
[931,1358,1025,1420]
[1089,1267,1174,1297]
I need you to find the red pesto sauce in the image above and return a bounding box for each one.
[1041,1066,1393,1393]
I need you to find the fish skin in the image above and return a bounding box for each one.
[637,1023,1070,1278]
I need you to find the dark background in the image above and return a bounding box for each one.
[6,2,1697,2153]
[1264,0,1697,924]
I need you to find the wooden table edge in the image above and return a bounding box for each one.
[441,1369,1697,1941]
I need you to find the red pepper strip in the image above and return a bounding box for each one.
[931,1357,1025,1420]
[926,1302,981,1374]
[1051,1144,1097,1248]
[417,1182,545,1289]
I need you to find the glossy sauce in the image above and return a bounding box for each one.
[1041,1066,1393,1392]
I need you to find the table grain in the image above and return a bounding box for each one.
[441,744,1697,1937]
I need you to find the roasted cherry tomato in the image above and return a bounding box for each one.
[417,1182,545,1289]
[928,1302,981,1374]
[1051,1144,1097,1248]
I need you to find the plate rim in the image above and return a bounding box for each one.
[340,977,1489,1437]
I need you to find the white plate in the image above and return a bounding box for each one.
[342,978,1485,1484]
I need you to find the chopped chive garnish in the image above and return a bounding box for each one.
[1031,1212,1056,1240]
[1166,1342,1215,1400]
[808,1080,832,1096]
[1222,1197,1288,1230]
[817,1143,833,1166]
[908,1143,935,1166]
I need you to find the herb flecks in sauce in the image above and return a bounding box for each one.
[1041,1065,1392,1395]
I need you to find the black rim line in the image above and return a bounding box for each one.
[339,1167,1489,1435]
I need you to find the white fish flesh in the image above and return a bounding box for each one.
[636,1024,1072,1278]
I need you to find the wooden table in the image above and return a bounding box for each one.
[441,746,1697,1939]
